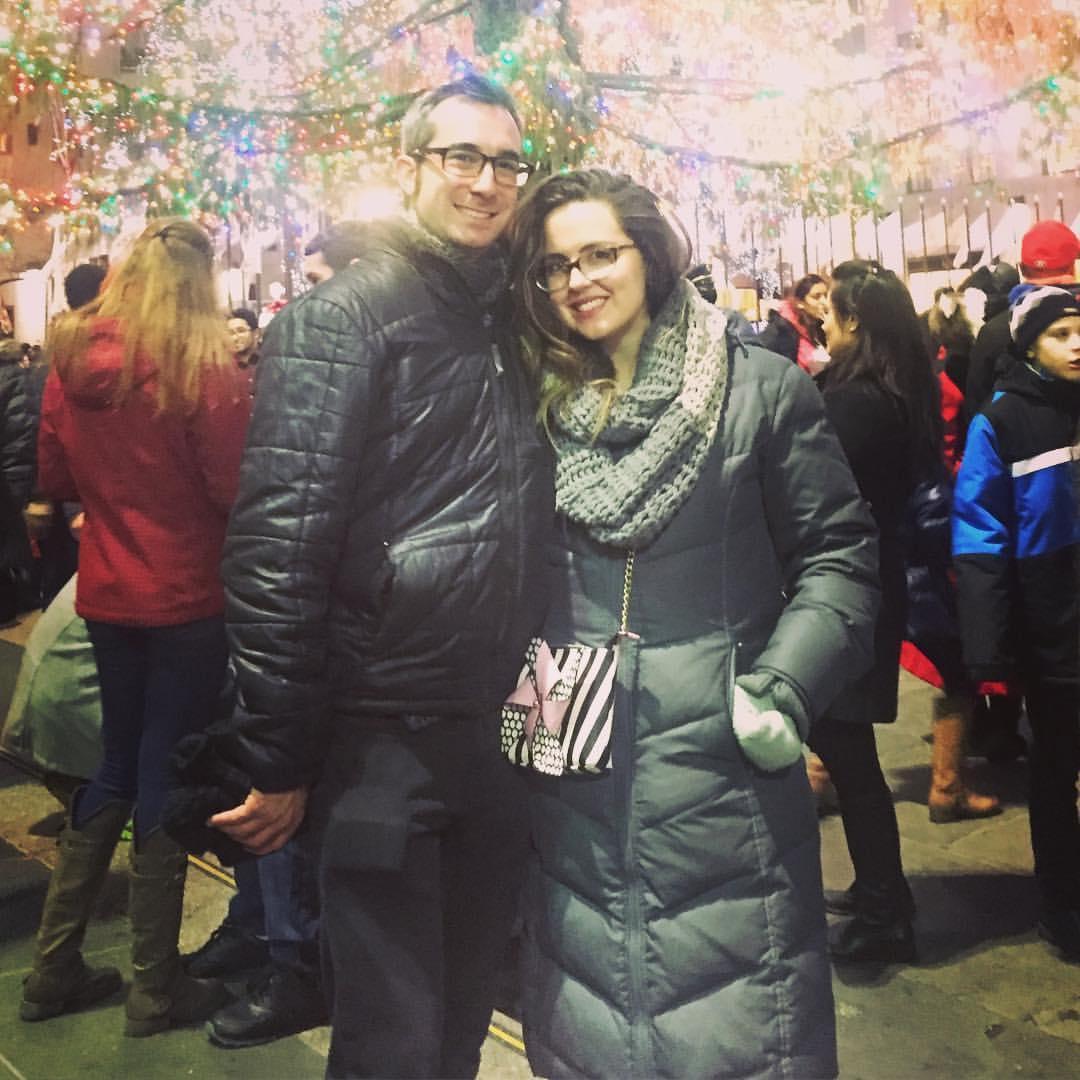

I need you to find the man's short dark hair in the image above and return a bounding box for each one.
[399,74,522,155]
[64,263,107,310]
[228,307,258,331]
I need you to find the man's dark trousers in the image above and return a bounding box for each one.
[313,713,529,1079]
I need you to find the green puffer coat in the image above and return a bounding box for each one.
[523,345,879,1079]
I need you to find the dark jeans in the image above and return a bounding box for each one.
[808,717,914,921]
[230,841,320,973]
[312,715,529,1079]
[1025,681,1080,911]
[78,616,228,843]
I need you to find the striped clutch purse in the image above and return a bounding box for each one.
[499,638,618,775]
[499,553,635,776]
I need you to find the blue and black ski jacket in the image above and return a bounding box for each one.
[953,362,1080,687]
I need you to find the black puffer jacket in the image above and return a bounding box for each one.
[221,224,553,791]
[0,353,34,570]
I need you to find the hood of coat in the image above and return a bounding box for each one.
[56,317,157,410]
[995,351,1080,412]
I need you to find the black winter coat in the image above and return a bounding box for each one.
[0,358,34,570]
[221,224,553,791]
[822,375,916,723]
[755,308,801,364]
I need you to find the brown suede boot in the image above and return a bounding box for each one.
[928,694,1002,824]
[124,829,229,1037]
[806,752,839,817]
[20,798,131,1021]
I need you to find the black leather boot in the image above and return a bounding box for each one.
[828,879,917,963]
[182,921,269,979]
[829,914,917,963]
[1037,908,1080,962]
[825,881,919,919]
[207,964,328,1048]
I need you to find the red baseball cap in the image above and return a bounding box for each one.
[1020,220,1080,276]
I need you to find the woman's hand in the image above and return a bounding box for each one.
[732,684,803,771]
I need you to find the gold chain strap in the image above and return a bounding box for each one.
[619,551,635,633]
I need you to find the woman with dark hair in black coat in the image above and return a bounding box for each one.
[757,273,831,374]
[810,259,943,963]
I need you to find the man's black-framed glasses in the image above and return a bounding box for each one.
[413,145,534,188]
[534,244,638,294]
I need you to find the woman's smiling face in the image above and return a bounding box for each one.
[541,199,651,362]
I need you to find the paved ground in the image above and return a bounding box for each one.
[1,609,1079,1079]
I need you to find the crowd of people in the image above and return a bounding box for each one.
[0,73,1077,1080]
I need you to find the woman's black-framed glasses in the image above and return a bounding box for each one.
[413,145,534,188]
[534,244,637,294]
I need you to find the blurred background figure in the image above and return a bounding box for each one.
[959,259,1019,332]
[1,573,101,816]
[900,473,1001,824]
[63,264,108,314]
[965,222,1079,421]
[22,263,107,611]
[226,308,260,395]
[686,261,756,338]
[921,286,975,471]
[22,218,250,1036]
[226,308,259,369]
[301,220,369,287]
[301,236,335,287]
[0,336,34,626]
[757,272,831,375]
[811,259,942,964]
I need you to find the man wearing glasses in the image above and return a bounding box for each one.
[209,75,552,1077]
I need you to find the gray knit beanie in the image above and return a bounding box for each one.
[1010,285,1080,358]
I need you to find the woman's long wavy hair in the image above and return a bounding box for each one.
[50,218,230,414]
[509,169,690,429]
[827,259,942,477]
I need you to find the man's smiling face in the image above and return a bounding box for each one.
[394,97,523,249]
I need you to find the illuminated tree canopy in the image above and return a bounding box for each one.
[0,0,1076,255]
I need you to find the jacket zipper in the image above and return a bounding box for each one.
[616,557,650,1076]
[484,315,521,653]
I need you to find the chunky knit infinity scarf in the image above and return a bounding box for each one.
[550,279,730,549]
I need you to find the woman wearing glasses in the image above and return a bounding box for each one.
[507,169,880,1079]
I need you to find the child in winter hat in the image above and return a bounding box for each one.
[1009,285,1080,366]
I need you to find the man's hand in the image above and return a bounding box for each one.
[208,787,308,856]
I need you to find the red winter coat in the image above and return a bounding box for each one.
[38,318,251,626]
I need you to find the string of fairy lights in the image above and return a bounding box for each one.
[0,0,1077,258]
